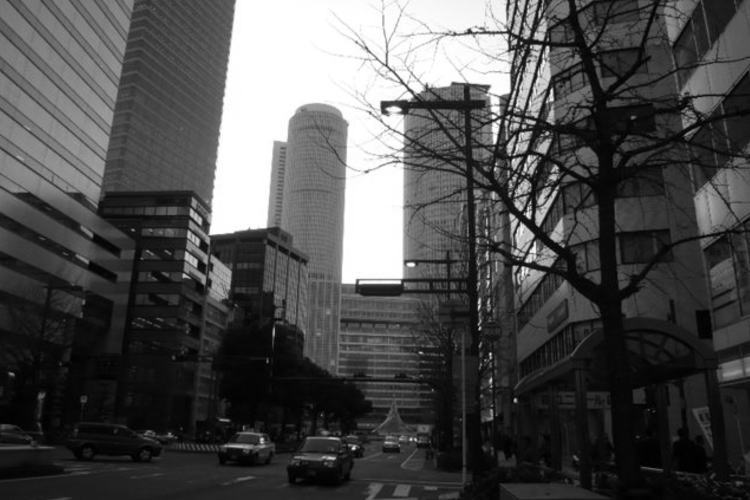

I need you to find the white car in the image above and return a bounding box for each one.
[218,432,275,465]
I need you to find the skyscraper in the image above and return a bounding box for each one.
[0,1,136,425]
[281,104,348,373]
[267,141,287,227]
[402,83,493,282]
[102,0,235,205]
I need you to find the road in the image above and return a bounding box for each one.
[0,443,463,500]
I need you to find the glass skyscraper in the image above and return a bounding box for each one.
[102,0,235,205]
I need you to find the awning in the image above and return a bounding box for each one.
[514,317,718,396]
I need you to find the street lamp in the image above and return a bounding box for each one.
[382,84,486,478]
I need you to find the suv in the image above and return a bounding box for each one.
[67,422,162,462]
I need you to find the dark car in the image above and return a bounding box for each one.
[218,431,275,465]
[344,434,364,458]
[382,435,400,453]
[0,424,34,445]
[287,436,354,484]
[66,422,162,462]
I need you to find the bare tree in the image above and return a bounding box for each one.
[338,0,750,492]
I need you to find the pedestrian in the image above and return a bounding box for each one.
[591,432,613,469]
[693,435,708,473]
[636,429,661,468]
[672,427,700,472]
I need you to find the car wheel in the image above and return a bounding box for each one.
[265,451,273,465]
[80,445,95,461]
[133,447,153,462]
[218,455,227,465]
[287,472,296,484]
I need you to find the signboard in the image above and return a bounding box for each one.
[535,391,611,410]
[692,407,713,449]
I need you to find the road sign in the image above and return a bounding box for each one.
[80,395,88,404]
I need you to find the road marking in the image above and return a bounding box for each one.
[130,472,165,479]
[220,475,255,486]
[393,484,411,496]
[365,482,384,500]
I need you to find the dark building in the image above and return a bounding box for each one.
[0,1,136,430]
[102,0,235,205]
[99,191,213,431]
[210,228,309,359]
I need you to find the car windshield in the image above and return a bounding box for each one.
[300,438,339,453]
[345,435,360,443]
[385,436,398,443]
[229,433,260,444]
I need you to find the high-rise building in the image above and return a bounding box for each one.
[102,0,235,205]
[0,1,136,425]
[281,104,348,373]
[402,83,493,282]
[267,141,287,228]
[339,285,428,428]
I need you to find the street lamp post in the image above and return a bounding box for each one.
[382,84,486,476]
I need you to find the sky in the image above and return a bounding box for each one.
[211,0,503,284]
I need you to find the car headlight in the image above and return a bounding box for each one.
[290,458,301,466]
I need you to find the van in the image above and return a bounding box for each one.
[66,422,162,462]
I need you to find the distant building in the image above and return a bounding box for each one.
[0,1,136,427]
[99,191,213,431]
[267,141,287,228]
[210,227,309,359]
[281,104,348,373]
[402,83,493,281]
[339,285,431,427]
[102,0,235,205]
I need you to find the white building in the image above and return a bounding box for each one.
[280,104,348,373]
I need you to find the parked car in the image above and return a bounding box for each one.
[0,424,33,445]
[382,435,401,453]
[344,434,364,458]
[287,436,354,484]
[66,422,162,462]
[136,429,178,445]
[218,431,275,465]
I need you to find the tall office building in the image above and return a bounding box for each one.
[0,1,136,425]
[102,0,235,205]
[267,141,287,228]
[281,104,348,373]
[402,83,493,282]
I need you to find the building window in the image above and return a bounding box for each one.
[583,0,641,25]
[616,166,665,197]
[619,230,672,264]
[608,104,656,133]
[552,63,586,99]
[599,48,647,79]
[672,0,742,87]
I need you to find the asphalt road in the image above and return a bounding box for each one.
[0,443,463,500]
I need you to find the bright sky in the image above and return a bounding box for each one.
[211,0,503,284]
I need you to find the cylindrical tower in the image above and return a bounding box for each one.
[282,103,348,373]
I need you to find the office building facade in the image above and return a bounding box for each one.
[99,191,213,431]
[339,285,428,427]
[210,227,309,358]
[669,0,750,464]
[281,104,348,372]
[403,83,493,283]
[102,0,235,205]
[0,1,136,427]
[504,0,718,467]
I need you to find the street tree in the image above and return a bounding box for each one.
[339,0,750,492]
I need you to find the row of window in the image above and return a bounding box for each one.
[517,230,673,328]
[672,0,743,88]
[520,319,601,378]
[552,48,648,99]
[690,72,750,190]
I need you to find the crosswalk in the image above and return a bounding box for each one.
[364,482,460,500]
